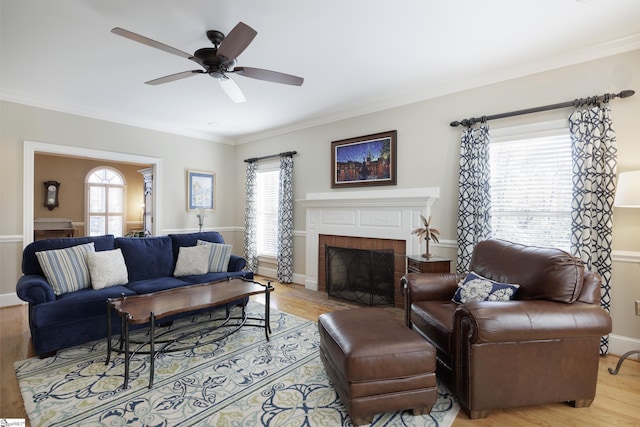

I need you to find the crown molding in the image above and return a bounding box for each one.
[236,33,640,144]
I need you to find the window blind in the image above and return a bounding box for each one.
[256,169,280,257]
[490,132,572,251]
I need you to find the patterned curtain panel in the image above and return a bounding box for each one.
[456,124,492,273]
[277,155,294,283]
[244,162,258,273]
[569,104,617,355]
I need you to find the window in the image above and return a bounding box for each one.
[489,122,572,251]
[86,167,126,237]
[256,164,280,257]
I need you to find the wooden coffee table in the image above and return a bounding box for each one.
[106,277,273,389]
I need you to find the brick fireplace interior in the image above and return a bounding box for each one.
[318,234,406,309]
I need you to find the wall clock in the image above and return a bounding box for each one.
[44,180,60,210]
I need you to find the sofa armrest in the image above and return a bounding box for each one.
[16,275,56,305]
[455,300,612,344]
[402,272,465,326]
[227,254,247,272]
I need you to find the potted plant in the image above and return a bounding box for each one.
[411,214,440,258]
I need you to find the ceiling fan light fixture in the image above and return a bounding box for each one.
[219,76,246,103]
[112,22,302,102]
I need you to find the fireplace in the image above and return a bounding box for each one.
[326,246,394,306]
[299,187,440,309]
[318,234,406,308]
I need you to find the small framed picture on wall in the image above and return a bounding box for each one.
[187,170,215,211]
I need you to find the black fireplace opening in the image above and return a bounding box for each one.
[325,246,394,306]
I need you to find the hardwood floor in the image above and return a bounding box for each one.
[2,277,639,426]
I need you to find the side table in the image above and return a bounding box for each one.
[406,254,451,274]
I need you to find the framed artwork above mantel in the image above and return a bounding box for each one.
[331,130,397,188]
[186,170,215,211]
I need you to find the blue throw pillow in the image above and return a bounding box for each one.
[115,236,174,282]
[452,271,519,304]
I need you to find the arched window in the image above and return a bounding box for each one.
[86,167,126,237]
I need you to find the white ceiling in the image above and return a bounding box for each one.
[2,0,639,144]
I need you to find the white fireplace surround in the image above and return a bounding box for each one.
[298,187,439,290]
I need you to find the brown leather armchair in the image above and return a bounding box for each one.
[402,239,612,419]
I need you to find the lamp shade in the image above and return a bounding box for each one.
[614,171,640,208]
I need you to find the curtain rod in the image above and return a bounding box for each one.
[449,89,635,128]
[244,150,297,163]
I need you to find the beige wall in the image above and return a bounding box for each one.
[34,154,148,236]
[1,49,638,354]
[233,49,640,354]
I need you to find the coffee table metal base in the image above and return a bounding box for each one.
[106,278,272,389]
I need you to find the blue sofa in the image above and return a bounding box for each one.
[16,232,253,357]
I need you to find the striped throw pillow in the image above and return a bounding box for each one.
[197,240,232,272]
[35,242,95,295]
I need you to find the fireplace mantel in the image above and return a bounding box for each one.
[299,187,439,290]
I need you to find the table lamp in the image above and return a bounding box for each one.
[608,170,640,375]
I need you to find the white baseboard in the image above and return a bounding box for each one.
[255,266,305,286]
[609,333,640,359]
[1,292,26,308]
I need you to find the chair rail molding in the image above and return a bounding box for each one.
[612,250,640,264]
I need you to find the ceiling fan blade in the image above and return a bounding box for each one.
[217,22,257,60]
[145,70,205,85]
[233,67,304,86]
[111,27,193,60]
[218,76,246,103]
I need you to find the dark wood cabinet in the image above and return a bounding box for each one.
[406,255,451,274]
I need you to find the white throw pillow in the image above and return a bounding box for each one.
[86,249,129,290]
[174,244,212,277]
[36,242,95,295]
[197,240,232,272]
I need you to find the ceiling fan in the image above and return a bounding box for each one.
[111,22,304,103]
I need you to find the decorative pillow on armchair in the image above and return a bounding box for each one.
[452,271,520,304]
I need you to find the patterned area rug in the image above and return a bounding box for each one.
[15,302,459,427]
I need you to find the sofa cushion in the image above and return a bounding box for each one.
[35,242,95,295]
[86,248,129,290]
[178,270,253,285]
[197,240,232,272]
[452,271,519,304]
[115,236,174,282]
[22,235,115,276]
[173,245,211,277]
[468,239,584,303]
[126,277,192,295]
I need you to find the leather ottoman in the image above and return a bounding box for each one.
[318,308,437,425]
